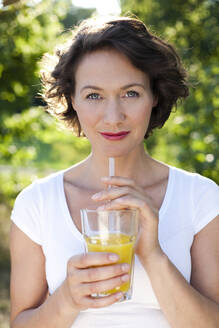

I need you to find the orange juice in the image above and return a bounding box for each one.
[85,233,135,294]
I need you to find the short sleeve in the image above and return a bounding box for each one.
[11,182,42,245]
[193,175,219,235]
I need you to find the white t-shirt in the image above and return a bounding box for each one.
[11,165,219,327]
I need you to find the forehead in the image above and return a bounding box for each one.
[74,49,149,87]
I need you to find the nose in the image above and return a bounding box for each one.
[103,98,126,124]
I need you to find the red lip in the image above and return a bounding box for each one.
[100,131,130,141]
[100,131,130,136]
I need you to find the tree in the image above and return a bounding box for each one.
[121,0,219,183]
[0,0,63,113]
[0,0,93,204]
[0,0,94,165]
[0,0,94,113]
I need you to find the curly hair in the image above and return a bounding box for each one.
[40,15,189,138]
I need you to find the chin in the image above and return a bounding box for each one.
[101,146,136,158]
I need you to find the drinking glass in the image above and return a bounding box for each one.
[80,209,139,301]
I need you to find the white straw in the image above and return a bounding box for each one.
[109,157,115,177]
[97,159,115,236]
[108,158,115,229]
[108,157,115,191]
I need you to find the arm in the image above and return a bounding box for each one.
[93,176,219,328]
[142,216,219,328]
[10,223,129,328]
[10,223,78,328]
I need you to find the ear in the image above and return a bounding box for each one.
[71,96,77,111]
[152,95,158,108]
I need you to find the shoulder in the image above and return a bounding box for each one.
[11,170,65,245]
[34,169,64,188]
[19,170,64,197]
[169,165,219,212]
[13,169,65,214]
[169,165,218,192]
[169,166,219,234]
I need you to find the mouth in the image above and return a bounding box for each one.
[99,131,130,140]
[100,131,130,136]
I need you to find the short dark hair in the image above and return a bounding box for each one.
[40,15,189,138]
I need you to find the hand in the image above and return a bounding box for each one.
[92,176,163,266]
[63,252,130,311]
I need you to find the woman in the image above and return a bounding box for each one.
[10,16,219,327]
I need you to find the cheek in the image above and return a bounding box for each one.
[76,107,99,134]
[73,97,97,126]
[131,103,152,137]
[132,102,152,124]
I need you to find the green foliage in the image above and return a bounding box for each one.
[121,0,219,183]
[0,0,64,113]
[0,107,91,206]
[0,0,94,209]
[0,3,93,325]
[0,0,95,114]
[1,107,90,167]
[60,2,94,29]
[0,169,33,207]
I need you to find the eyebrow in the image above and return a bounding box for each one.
[80,83,146,93]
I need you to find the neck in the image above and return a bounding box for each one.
[80,142,155,189]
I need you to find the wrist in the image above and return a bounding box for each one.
[141,247,168,274]
[57,279,80,317]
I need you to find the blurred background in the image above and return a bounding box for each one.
[0,0,218,326]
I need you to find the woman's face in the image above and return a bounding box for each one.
[72,48,157,157]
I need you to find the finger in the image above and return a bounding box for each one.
[81,274,129,296]
[97,194,144,211]
[101,176,136,187]
[82,292,124,308]
[91,186,133,201]
[78,263,130,283]
[97,195,157,218]
[69,252,119,270]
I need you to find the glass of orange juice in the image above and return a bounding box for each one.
[80,209,139,301]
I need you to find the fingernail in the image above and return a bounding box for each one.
[91,193,100,199]
[115,292,123,300]
[121,263,130,272]
[109,254,119,262]
[101,177,110,181]
[121,274,129,282]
